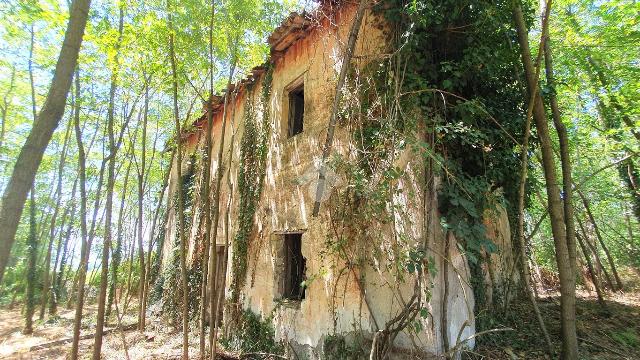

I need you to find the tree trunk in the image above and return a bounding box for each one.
[513,2,554,354]
[137,83,148,331]
[200,2,216,356]
[23,189,37,334]
[145,151,173,293]
[108,156,133,319]
[41,120,73,320]
[576,214,614,290]
[576,232,607,309]
[0,0,92,284]
[168,2,189,357]
[512,2,578,358]
[208,62,236,360]
[52,192,77,315]
[542,6,577,278]
[93,6,124,359]
[70,68,89,360]
[23,25,39,334]
[50,178,78,315]
[576,191,623,290]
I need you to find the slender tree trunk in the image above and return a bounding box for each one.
[123,232,137,314]
[50,178,78,315]
[71,68,89,360]
[23,189,37,334]
[0,0,91,284]
[40,120,73,320]
[542,5,577,279]
[576,232,607,309]
[200,3,216,356]
[515,63,554,357]
[208,62,236,360]
[53,193,77,314]
[93,7,124,358]
[168,2,189,357]
[512,2,578,358]
[576,191,623,290]
[137,84,148,331]
[145,152,173,294]
[23,25,39,334]
[108,157,132,319]
[512,2,554,354]
[576,214,614,290]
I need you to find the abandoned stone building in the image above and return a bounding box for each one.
[159,1,515,358]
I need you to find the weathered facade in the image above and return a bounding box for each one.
[160,2,515,358]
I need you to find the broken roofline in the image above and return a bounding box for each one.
[182,0,358,139]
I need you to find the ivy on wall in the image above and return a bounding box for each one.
[159,154,198,323]
[229,66,273,305]
[379,0,530,320]
[320,0,530,346]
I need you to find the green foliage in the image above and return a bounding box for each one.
[611,328,640,349]
[323,334,366,360]
[220,309,284,355]
[380,0,527,256]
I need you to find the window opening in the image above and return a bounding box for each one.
[288,85,304,137]
[284,233,306,300]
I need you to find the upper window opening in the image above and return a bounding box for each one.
[284,233,306,300]
[288,85,304,137]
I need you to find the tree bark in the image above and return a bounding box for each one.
[93,6,124,358]
[576,232,607,309]
[200,2,216,356]
[108,155,133,319]
[145,151,173,291]
[512,2,578,358]
[70,68,89,360]
[23,25,39,334]
[513,2,554,354]
[208,62,236,360]
[52,190,77,315]
[50,178,78,315]
[23,189,37,334]
[577,190,622,290]
[137,83,149,331]
[168,2,189,357]
[0,0,92,284]
[542,6,577,278]
[41,120,73,319]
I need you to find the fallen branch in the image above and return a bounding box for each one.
[29,323,137,351]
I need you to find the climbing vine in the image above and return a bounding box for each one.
[320,0,530,353]
[379,0,529,324]
[229,66,273,305]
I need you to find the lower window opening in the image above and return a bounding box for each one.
[284,233,306,301]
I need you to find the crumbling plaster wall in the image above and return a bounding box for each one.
[161,3,514,358]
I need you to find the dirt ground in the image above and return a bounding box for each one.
[1,291,639,359]
[0,302,210,360]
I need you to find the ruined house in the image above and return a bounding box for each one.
[159,1,516,358]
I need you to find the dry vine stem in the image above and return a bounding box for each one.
[313,0,370,216]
